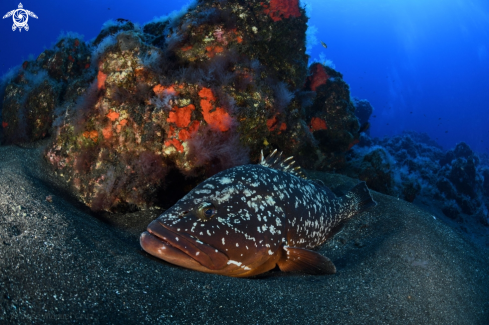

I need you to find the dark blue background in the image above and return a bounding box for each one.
[1,0,488,153]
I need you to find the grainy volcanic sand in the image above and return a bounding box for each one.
[1,144,488,324]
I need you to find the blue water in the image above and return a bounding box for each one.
[1,0,489,153]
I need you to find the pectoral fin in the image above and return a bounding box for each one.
[277,246,336,274]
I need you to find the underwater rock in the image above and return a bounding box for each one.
[298,63,361,171]
[482,168,489,195]
[1,0,365,212]
[437,156,481,215]
[2,75,58,144]
[440,141,474,166]
[346,132,489,218]
[343,146,394,194]
[352,97,373,133]
[441,200,462,221]
[402,180,421,203]
[436,177,458,201]
[1,37,93,144]
[433,142,483,215]
[444,156,479,198]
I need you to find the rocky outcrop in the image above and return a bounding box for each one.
[1,0,363,211]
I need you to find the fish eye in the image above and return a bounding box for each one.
[196,202,217,222]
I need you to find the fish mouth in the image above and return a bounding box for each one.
[140,220,229,271]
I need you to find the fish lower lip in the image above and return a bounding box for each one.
[141,220,229,270]
[140,231,204,270]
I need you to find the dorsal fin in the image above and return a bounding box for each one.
[259,149,307,179]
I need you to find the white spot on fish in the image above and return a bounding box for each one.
[195,189,211,195]
[219,177,233,184]
[222,238,225,245]
[227,260,242,266]
[276,217,282,227]
[269,224,276,235]
[265,196,275,205]
[268,249,274,255]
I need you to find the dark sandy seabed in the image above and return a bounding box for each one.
[0,142,488,325]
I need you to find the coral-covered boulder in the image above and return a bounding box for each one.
[2,0,365,212]
[352,97,373,131]
[1,36,93,144]
[2,73,58,143]
[39,0,315,211]
[297,63,361,171]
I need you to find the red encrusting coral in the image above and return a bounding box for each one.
[165,101,200,152]
[153,84,177,96]
[2,121,7,128]
[266,115,278,131]
[167,104,195,128]
[116,119,128,133]
[206,46,224,58]
[198,87,233,132]
[306,63,329,91]
[97,71,107,90]
[307,64,329,91]
[262,0,301,22]
[310,117,328,132]
[178,121,200,141]
[267,114,288,135]
[83,130,99,143]
[164,138,184,152]
[106,110,120,121]
[279,122,287,132]
[102,125,113,139]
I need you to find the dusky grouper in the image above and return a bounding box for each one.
[140,150,377,277]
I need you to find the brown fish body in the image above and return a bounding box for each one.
[140,151,376,277]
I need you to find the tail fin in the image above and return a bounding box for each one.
[344,181,377,215]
